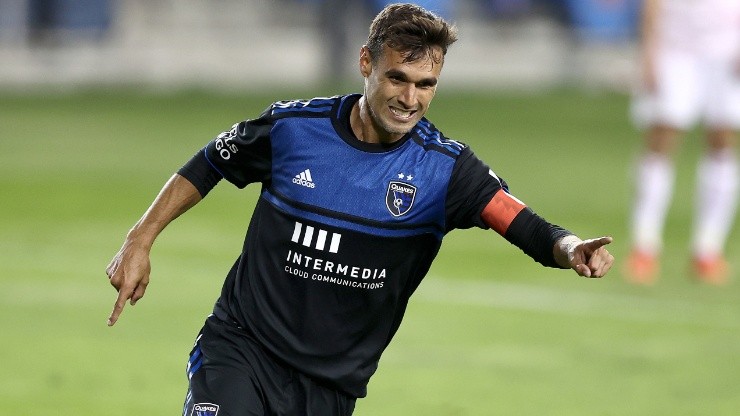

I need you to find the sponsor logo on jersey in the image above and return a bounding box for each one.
[292,169,316,188]
[286,222,385,289]
[291,222,341,253]
[191,403,219,416]
[214,124,239,160]
[386,181,416,217]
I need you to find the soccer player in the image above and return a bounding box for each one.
[106,4,614,415]
[626,0,740,285]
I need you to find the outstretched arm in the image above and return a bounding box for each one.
[106,174,202,326]
[554,235,614,278]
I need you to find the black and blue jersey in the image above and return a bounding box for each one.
[178,94,570,398]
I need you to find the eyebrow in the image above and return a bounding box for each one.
[385,69,438,87]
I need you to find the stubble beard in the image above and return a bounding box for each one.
[368,102,413,137]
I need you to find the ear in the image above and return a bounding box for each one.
[359,46,372,78]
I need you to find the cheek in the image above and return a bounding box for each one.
[419,91,436,109]
[377,83,399,100]
[366,79,389,100]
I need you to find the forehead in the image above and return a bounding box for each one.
[375,45,443,75]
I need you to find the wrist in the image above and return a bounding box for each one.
[125,226,156,250]
[556,234,581,267]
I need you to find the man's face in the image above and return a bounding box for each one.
[360,45,443,142]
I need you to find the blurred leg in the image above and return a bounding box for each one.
[626,48,699,284]
[627,125,680,283]
[691,130,738,283]
[691,52,740,283]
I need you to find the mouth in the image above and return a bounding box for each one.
[388,106,416,122]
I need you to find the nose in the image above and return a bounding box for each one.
[397,84,416,108]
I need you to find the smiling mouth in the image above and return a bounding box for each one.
[389,106,416,121]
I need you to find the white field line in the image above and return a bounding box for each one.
[417,277,739,329]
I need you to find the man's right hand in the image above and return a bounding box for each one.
[106,239,152,326]
[104,174,203,326]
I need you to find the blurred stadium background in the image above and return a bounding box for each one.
[2,1,739,415]
[0,0,640,91]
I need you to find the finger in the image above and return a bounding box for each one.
[575,263,591,278]
[130,280,149,306]
[590,250,614,277]
[580,252,608,278]
[108,269,125,290]
[592,265,606,278]
[589,248,608,270]
[108,288,133,326]
[593,261,611,277]
[590,260,605,277]
[585,236,613,250]
[596,253,615,277]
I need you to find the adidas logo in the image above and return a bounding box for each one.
[292,169,316,188]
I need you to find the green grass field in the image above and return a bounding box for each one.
[1,88,738,415]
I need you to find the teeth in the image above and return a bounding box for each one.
[390,107,413,119]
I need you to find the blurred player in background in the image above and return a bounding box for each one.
[627,0,740,285]
[106,3,614,415]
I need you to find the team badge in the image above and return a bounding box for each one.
[386,181,416,217]
[191,403,219,416]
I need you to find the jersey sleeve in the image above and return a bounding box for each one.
[201,112,274,189]
[177,150,223,198]
[501,207,571,268]
[445,146,506,231]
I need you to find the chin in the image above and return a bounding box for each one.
[371,109,416,136]
[384,125,413,136]
[384,118,418,135]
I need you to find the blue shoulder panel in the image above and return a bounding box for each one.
[266,96,460,240]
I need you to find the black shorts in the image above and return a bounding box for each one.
[182,316,356,416]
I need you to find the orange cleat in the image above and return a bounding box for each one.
[692,256,729,285]
[624,250,659,285]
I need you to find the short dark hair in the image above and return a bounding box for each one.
[366,3,458,65]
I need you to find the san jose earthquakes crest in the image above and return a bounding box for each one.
[191,403,219,416]
[386,181,416,216]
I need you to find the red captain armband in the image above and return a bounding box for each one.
[481,190,527,235]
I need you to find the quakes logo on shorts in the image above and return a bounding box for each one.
[191,403,219,416]
[386,181,416,217]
